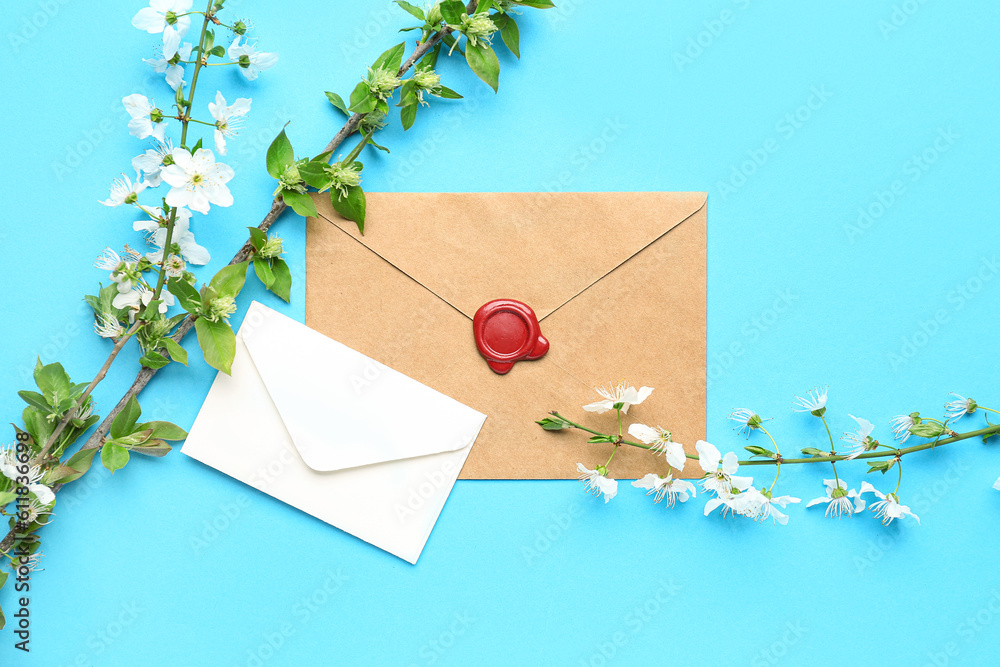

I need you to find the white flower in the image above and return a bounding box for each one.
[841,414,876,460]
[208,91,251,155]
[112,283,176,316]
[0,448,55,506]
[889,414,915,444]
[729,408,763,437]
[576,463,618,503]
[123,94,167,142]
[160,148,235,214]
[945,393,976,421]
[703,491,745,518]
[628,423,685,471]
[131,0,193,59]
[144,42,193,91]
[792,387,828,415]
[133,206,210,265]
[164,254,186,277]
[868,487,920,525]
[99,172,147,207]
[227,36,279,81]
[131,139,174,187]
[582,381,653,415]
[632,473,695,508]
[994,476,1000,491]
[95,247,143,294]
[806,478,870,518]
[94,313,125,339]
[737,487,800,525]
[696,440,752,497]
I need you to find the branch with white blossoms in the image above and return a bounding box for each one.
[267,0,552,233]
[1,0,556,630]
[0,0,280,630]
[539,385,1000,526]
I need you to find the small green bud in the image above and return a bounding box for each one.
[164,11,178,25]
[204,295,237,323]
[364,66,402,101]
[257,235,284,259]
[427,3,442,23]
[149,108,164,123]
[326,161,362,198]
[233,20,247,35]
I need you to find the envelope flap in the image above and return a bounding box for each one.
[312,192,707,319]
[239,301,485,472]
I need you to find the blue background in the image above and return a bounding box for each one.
[2,0,999,665]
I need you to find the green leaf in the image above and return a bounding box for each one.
[348,81,377,114]
[130,441,172,457]
[800,447,825,457]
[475,0,494,14]
[195,317,236,375]
[400,103,417,131]
[210,261,249,298]
[135,421,188,440]
[48,446,98,484]
[101,442,130,474]
[269,259,292,303]
[536,417,571,430]
[34,359,71,399]
[253,257,275,289]
[498,15,520,58]
[466,41,500,92]
[418,44,440,71]
[331,185,367,234]
[22,407,51,453]
[110,395,142,440]
[266,128,294,179]
[325,91,349,115]
[210,44,225,58]
[247,226,267,251]
[439,0,466,24]
[397,79,418,107]
[367,136,391,153]
[298,160,331,189]
[203,29,214,53]
[909,421,946,438]
[511,0,555,7]
[373,42,406,72]
[282,190,319,218]
[586,435,616,444]
[139,350,171,370]
[437,86,463,99]
[394,0,425,20]
[744,445,776,459]
[161,337,188,366]
[167,277,201,312]
[17,390,50,413]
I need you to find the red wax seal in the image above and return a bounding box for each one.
[473,299,549,375]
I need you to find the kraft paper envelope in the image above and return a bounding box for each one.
[307,192,707,480]
[181,300,487,563]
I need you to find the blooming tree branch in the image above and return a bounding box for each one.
[540,387,1000,525]
[0,0,554,628]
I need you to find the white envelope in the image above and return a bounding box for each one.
[181,300,487,563]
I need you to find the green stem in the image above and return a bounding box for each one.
[760,426,781,491]
[738,424,1000,465]
[550,413,652,450]
[820,415,840,487]
[341,130,372,164]
[894,457,903,495]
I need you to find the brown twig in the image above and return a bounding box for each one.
[2,17,469,555]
